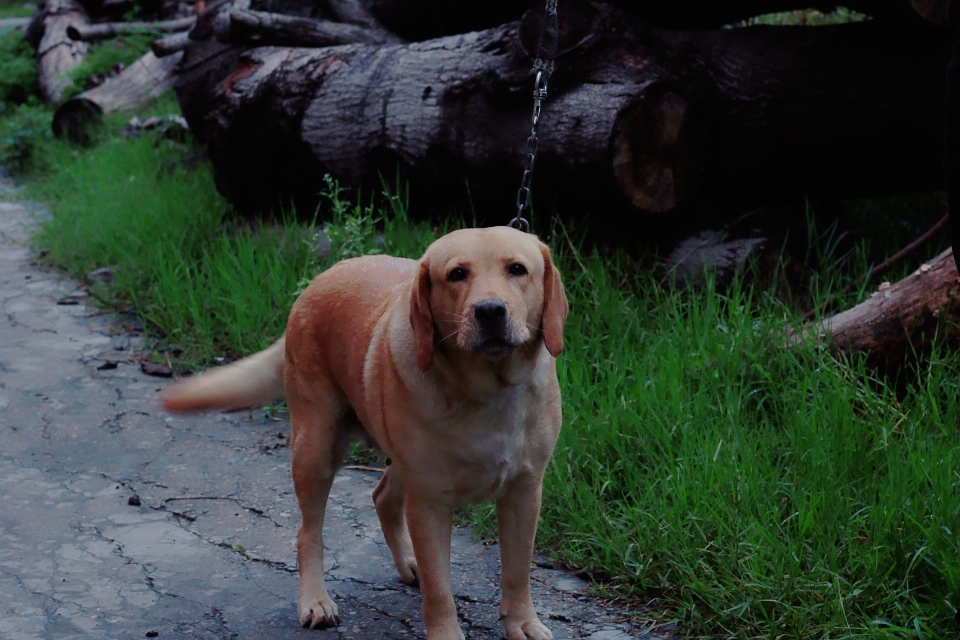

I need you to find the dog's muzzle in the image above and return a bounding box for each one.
[472,299,515,358]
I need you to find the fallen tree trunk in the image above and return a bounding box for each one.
[804,249,960,364]
[219,9,401,46]
[152,29,192,56]
[33,0,91,103]
[174,4,949,220]
[53,50,183,140]
[363,0,928,39]
[66,16,194,41]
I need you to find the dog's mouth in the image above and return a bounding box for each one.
[474,336,516,359]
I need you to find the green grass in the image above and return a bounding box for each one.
[0,29,53,173]
[733,8,866,28]
[0,29,39,110]
[529,239,960,637]
[4,86,959,639]
[25,102,442,363]
[0,1,34,19]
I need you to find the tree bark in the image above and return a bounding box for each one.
[53,50,183,140]
[34,0,91,104]
[363,0,928,38]
[173,6,949,220]
[219,9,401,47]
[152,29,193,56]
[803,249,960,364]
[66,17,195,41]
[908,0,950,24]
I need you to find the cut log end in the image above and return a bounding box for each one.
[908,0,949,24]
[611,87,702,214]
[52,98,103,142]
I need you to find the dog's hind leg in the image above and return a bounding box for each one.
[288,382,346,629]
[372,464,419,585]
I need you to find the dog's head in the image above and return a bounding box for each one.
[409,227,568,372]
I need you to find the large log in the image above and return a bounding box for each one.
[52,50,183,140]
[33,0,91,103]
[173,5,949,220]
[364,0,929,38]
[805,249,960,363]
[219,9,401,47]
[152,29,193,56]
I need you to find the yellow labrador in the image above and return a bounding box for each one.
[161,226,568,640]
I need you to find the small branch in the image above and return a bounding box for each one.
[67,17,195,42]
[801,213,950,322]
[867,213,949,281]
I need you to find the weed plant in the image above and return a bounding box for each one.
[0,29,54,173]
[9,92,960,638]
[0,29,39,109]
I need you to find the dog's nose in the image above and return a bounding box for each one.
[474,299,507,326]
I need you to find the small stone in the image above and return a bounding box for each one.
[145,631,158,638]
[96,361,118,371]
[88,267,113,283]
[128,495,141,506]
[140,361,173,378]
[141,116,165,130]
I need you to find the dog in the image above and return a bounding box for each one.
[161,226,568,640]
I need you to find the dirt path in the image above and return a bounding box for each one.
[0,178,667,639]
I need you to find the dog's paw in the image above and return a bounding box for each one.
[503,617,553,640]
[424,623,466,640]
[299,596,340,629]
[397,556,419,586]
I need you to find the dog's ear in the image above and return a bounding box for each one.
[540,245,569,357]
[409,258,434,372]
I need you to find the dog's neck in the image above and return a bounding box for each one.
[430,339,546,402]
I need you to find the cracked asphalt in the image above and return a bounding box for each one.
[0,177,667,640]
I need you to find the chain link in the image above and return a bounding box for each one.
[508,0,558,233]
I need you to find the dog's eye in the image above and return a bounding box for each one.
[447,267,468,282]
[508,263,528,277]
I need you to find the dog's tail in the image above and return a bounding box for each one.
[160,338,286,413]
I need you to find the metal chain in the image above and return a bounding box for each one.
[508,0,558,233]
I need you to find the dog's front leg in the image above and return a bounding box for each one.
[496,478,553,640]
[289,392,342,630]
[405,497,463,639]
